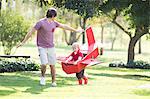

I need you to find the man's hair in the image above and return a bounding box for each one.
[46,8,57,18]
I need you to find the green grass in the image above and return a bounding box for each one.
[0,45,150,99]
[1,66,150,99]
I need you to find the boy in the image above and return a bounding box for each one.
[65,42,88,85]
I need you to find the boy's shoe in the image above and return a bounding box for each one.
[83,76,88,85]
[40,77,46,85]
[78,79,82,85]
[51,82,57,87]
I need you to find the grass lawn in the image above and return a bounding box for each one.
[0,45,150,99]
[1,66,150,99]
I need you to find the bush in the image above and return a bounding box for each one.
[0,10,31,55]
[109,60,150,69]
[126,60,150,69]
[0,58,39,73]
[109,61,126,68]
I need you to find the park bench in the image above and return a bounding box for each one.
[0,55,30,59]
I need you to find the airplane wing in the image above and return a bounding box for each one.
[81,59,100,66]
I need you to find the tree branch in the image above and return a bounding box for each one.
[63,29,69,45]
[103,10,132,38]
[112,20,132,38]
[76,33,82,41]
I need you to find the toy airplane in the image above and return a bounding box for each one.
[57,27,100,74]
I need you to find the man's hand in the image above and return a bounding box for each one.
[16,43,23,48]
[76,29,84,33]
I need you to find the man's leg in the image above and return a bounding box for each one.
[50,65,57,87]
[50,65,56,82]
[38,47,48,85]
[40,64,47,85]
[41,64,47,77]
[47,47,57,86]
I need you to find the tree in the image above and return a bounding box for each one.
[100,0,150,64]
[110,25,119,50]
[0,0,2,10]
[34,0,52,7]
[0,10,31,55]
[59,9,81,45]
[53,0,103,44]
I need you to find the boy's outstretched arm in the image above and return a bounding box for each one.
[17,27,36,48]
[65,56,73,63]
[74,56,82,65]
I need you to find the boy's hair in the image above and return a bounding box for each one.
[46,8,57,18]
[72,42,80,49]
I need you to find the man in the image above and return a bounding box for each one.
[17,8,83,87]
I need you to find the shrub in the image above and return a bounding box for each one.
[109,61,126,68]
[109,60,150,69]
[0,10,31,55]
[126,60,150,69]
[0,58,39,73]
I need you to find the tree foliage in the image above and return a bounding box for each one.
[53,0,102,43]
[67,1,99,18]
[53,0,103,19]
[100,0,150,34]
[34,0,53,7]
[0,10,31,55]
[54,0,150,63]
[100,0,150,64]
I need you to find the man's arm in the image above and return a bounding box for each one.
[58,23,83,33]
[17,27,36,48]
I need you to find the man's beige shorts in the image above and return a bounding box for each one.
[38,47,56,65]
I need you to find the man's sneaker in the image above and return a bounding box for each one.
[40,77,46,85]
[51,82,57,87]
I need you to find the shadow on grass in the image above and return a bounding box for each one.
[133,89,150,96]
[0,71,79,96]
[88,66,150,73]
[0,74,48,95]
[0,90,16,96]
[88,72,150,81]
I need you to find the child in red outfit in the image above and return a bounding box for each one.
[65,42,88,85]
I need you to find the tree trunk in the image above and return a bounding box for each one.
[100,23,104,55]
[127,37,137,64]
[63,15,79,45]
[100,23,104,44]
[138,38,141,54]
[127,27,146,64]
[80,17,87,44]
[111,27,118,50]
[111,38,116,50]
[63,29,69,45]
[0,1,2,10]
[69,31,77,45]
